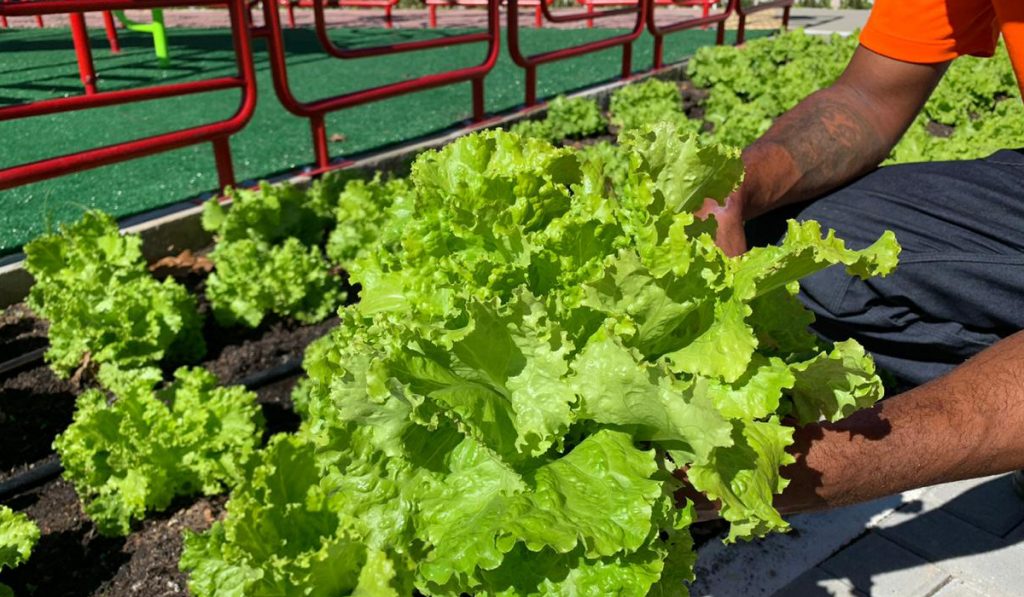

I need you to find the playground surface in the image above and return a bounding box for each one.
[0,10,778,257]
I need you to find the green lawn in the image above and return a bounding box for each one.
[0,24,770,256]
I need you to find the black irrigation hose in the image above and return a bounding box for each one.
[237,358,303,391]
[0,456,62,501]
[0,359,305,502]
[0,347,46,379]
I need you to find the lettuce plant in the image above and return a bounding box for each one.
[687,30,857,148]
[24,211,204,377]
[687,29,1020,162]
[206,238,343,328]
[326,175,414,270]
[0,506,38,597]
[511,96,607,142]
[183,125,899,596]
[202,181,331,247]
[54,365,264,536]
[609,78,700,135]
[203,181,343,327]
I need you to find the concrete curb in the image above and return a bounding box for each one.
[0,59,691,308]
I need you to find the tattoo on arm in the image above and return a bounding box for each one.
[743,88,891,217]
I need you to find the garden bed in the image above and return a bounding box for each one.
[0,290,733,595]
[7,28,1014,594]
[0,72,729,591]
[0,277,340,595]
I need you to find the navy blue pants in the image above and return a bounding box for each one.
[752,149,1024,388]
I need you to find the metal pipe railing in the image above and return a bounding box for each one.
[281,0,400,29]
[254,0,500,169]
[647,0,736,69]
[507,0,647,106]
[0,0,259,191]
[735,0,790,45]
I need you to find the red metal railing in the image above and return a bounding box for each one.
[280,0,399,29]
[507,0,646,106]
[735,0,790,45]
[575,0,712,29]
[0,0,258,190]
[1,0,792,200]
[0,0,44,27]
[425,0,550,29]
[647,0,736,69]
[253,0,500,170]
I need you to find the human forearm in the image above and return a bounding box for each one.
[737,85,892,219]
[777,331,1024,514]
[730,46,948,222]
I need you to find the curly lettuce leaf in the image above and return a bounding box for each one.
[24,211,204,377]
[55,365,263,535]
[206,237,343,327]
[787,339,885,425]
[0,506,39,597]
[0,506,38,572]
[417,430,662,590]
[687,418,795,542]
[181,434,416,597]
[570,327,731,465]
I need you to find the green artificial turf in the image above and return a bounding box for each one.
[0,23,771,256]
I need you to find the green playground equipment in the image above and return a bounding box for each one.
[113,9,169,67]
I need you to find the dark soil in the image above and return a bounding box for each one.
[93,496,226,597]
[0,478,226,597]
[0,290,338,596]
[679,79,710,123]
[691,519,728,549]
[926,120,955,138]
[0,363,76,478]
[0,303,48,373]
[202,315,338,390]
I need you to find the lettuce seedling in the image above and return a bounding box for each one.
[25,211,204,377]
[55,366,264,535]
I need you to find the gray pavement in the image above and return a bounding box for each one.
[788,7,869,36]
[691,473,1024,596]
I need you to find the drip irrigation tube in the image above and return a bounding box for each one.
[238,358,303,391]
[0,456,62,500]
[0,358,305,501]
[0,347,46,378]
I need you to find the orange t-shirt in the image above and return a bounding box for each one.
[860,0,1024,93]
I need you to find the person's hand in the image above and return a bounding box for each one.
[696,194,747,257]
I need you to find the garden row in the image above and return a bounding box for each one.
[1,28,1009,596]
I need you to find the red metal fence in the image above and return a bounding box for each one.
[0,0,793,193]
[280,0,399,29]
[0,0,257,191]
[253,0,500,170]
[508,0,647,106]
[648,0,735,69]
[735,0,789,44]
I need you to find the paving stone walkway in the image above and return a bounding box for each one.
[692,473,1024,596]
